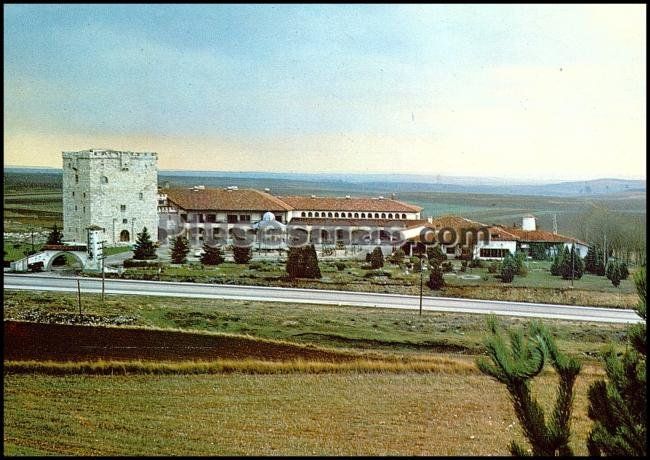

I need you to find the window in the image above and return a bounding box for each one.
[72,191,75,197]
[388,213,393,219]
[374,213,379,218]
[83,206,85,213]
[101,176,108,184]
[301,212,306,217]
[479,248,510,258]
[123,218,128,224]
[120,205,126,212]
[315,212,320,217]
[206,214,216,223]
[83,192,86,199]
[334,212,339,218]
[75,174,79,183]
[139,192,143,200]
[308,212,313,217]
[381,213,386,218]
[75,205,77,211]
[402,214,406,219]
[239,215,251,222]
[227,214,238,223]
[354,213,359,218]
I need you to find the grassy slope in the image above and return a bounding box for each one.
[3,290,628,357]
[3,372,601,456]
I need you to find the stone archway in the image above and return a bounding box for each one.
[45,251,86,271]
[120,230,130,242]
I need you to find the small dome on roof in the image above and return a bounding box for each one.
[262,211,276,221]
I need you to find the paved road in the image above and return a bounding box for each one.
[3,274,642,324]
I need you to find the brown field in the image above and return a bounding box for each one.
[4,321,359,363]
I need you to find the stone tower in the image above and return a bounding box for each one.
[62,149,158,245]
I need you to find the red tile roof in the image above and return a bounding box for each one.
[289,218,413,228]
[165,188,293,212]
[498,227,587,245]
[278,195,422,213]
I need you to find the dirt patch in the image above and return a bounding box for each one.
[4,321,358,363]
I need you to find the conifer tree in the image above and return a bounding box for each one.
[200,243,224,266]
[587,267,646,456]
[46,224,63,245]
[233,245,252,264]
[606,260,623,287]
[133,227,157,260]
[500,253,517,283]
[477,316,582,456]
[370,246,384,269]
[559,246,584,280]
[427,262,445,290]
[426,245,447,264]
[285,245,321,279]
[170,235,189,264]
[550,248,565,276]
[303,244,322,279]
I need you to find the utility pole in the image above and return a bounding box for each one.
[571,243,575,287]
[419,254,428,317]
[99,240,106,304]
[77,278,82,319]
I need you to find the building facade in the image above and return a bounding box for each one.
[62,149,158,245]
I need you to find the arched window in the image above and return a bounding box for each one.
[308,212,313,217]
[402,213,406,219]
[334,212,339,218]
[374,213,379,218]
[315,212,320,217]
[354,213,359,218]
[328,212,333,217]
[301,212,306,217]
[120,230,130,242]
[101,176,108,184]
[381,213,386,218]
[388,213,393,219]
[347,212,352,218]
[361,213,366,218]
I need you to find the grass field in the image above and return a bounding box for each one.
[3,371,603,455]
[90,257,640,308]
[3,290,628,357]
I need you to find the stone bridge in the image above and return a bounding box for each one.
[10,244,101,272]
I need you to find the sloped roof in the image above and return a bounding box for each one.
[279,195,422,212]
[289,218,414,228]
[424,215,487,229]
[165,188,293,212]
[499,227,587,245]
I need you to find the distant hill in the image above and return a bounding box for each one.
[3,167,645,197]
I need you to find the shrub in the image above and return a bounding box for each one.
[335,262,346,271]
[427,263,445,290]
[468,258,483,268]
[370,247,384,269]
[426,245,447,264]
[391,249,405,264]
[460,261,467,272]
[363,269,392,278]
[365,252,372,262]
[619,261,629,280]
[500,254,517,283]
[286,244,321,279]
[530,242,549,261]
[233,246,252,264]
[46,224,63,245]
[200,244,225,266]
[550,249,565,276]
[487,261,500,274]
[441,261,454,273]
[321,246,335,256]
[123,258,161,268]
[606,260,623,287]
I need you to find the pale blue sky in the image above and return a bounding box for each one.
[4,4,646,179]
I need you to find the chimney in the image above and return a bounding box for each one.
[522,215,536,231]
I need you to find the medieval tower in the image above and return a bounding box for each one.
[62,149,158,245]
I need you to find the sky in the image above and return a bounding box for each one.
[3,4,646,180]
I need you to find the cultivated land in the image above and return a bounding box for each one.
[3,290,623,456]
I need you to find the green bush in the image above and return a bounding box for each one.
[441,261,454,273]
[123,258,161,268]
[500,254,517,283]
[363,269,392,278]
[468,258,483,268]
[427,263,445,290]
[370,247,384,269]
[335,261,346,271]
[487,261,500,274]
[390,249,405,264]
[426,245,447,264]
[233,246,252,264]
